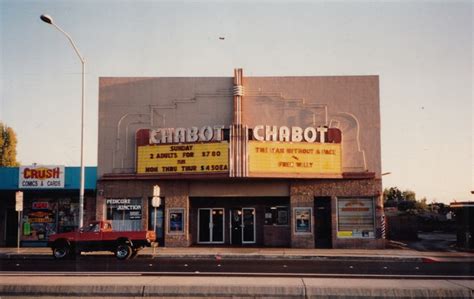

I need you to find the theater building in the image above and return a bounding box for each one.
[96,69,385,248]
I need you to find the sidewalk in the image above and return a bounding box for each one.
[1,275,473,298]
[1,247,473,297]
[1,246,473,262]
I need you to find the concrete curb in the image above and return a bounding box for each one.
[2,252,474,263]
[0,253,424,262]
[1,247,473,263]
[151,253,424,262]
[0,276,472,298]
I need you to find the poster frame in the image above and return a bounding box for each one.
[168,208,185,235]
[293,207,312,234]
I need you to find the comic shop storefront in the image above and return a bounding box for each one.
[0,165,97,247]
[96,69,385,249]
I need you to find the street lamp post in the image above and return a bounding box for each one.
[40,14,86,228]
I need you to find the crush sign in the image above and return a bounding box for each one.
[19,165,65,189]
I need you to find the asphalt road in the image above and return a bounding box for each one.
[406,232,458,252]
[1,256,472,278]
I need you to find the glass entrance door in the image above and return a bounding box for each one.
[212,209,224,243]
[198,209,210,243]
[242,208,256,244]
[198,208,224,244]
[230,208,256,244]
[230,209,242,245]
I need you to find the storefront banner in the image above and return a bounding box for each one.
[106,198,142,221]
[32,202,49,210]
[106,198,141,211]
[137,142,229,175]
[337,198,375,238]
[28,211,55,223]
[248,141,342,177]
[19,165,65,189]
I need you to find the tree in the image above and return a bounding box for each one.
[414,197,428,211]
[384,187,429,213]
[383,187,404,207]
[398,199,416,211]
[402,190,416,202]
[399,189,417,211]
[0,122,20,166]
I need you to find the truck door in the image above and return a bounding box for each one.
[77,223,102,251]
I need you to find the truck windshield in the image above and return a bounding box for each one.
[83,223,100,232]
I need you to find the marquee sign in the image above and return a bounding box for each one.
[149,126,225,144]
[248,141,342,177]
[19,165,65,189]
[247,125,342,178]
[136,124,341,178]
[137,142,229,175]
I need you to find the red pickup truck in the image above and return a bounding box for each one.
[47,221,156,260]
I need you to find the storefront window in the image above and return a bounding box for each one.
[57,198,78,233]
[337,197,375,238]
[22,199,56,242]
[264,206,289,225]
[21,197,79,244]
[106,198,142,231]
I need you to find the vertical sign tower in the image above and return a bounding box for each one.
[230,68,248,177]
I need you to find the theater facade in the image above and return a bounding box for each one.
[96,69,385,248]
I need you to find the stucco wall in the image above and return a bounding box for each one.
[98,77,234,177]
[98,75,381,178]
[243,76,381,176]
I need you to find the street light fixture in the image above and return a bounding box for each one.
[40,14,86,228]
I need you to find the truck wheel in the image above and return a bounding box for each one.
[52,245,70,259]
[115,244,132,260]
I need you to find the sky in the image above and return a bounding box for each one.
[0,0,472,204]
